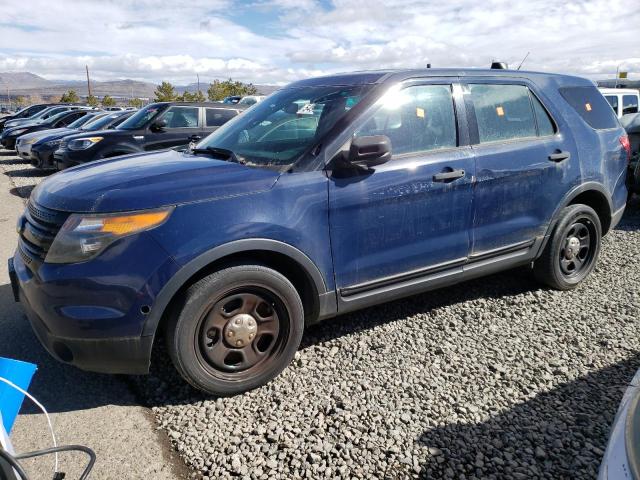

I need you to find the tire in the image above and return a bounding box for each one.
[533,204,602,290]
[166,265,304,396]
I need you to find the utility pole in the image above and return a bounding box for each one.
[5,85,10,111]
[197,74,200,94]
[85,65,92,98]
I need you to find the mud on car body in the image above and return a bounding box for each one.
[10,69,629,396]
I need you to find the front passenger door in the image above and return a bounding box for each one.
[145,105,201,151]
[328,82,475,297]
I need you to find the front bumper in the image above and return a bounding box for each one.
[9,257,154,374]
[54,150,79,170]
[16,141,33,161]
[31,143,57,170]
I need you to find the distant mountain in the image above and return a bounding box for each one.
[0,71,281,102]
[0,72,52,90]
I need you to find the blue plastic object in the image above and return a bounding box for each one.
[0,357,37,434]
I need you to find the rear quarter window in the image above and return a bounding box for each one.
[559,86,619,130]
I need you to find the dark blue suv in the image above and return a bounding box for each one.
[10,69,629,396]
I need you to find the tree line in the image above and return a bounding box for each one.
[15,78,258,110]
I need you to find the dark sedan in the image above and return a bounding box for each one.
[31,111,134,169]
[0,109,91,150]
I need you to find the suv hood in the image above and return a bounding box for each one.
[31,149,281,213]
[22,128,72,143]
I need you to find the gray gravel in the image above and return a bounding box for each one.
[3,147,640,479]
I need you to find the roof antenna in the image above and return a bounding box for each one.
[517,52,530,71]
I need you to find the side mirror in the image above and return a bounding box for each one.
[348,135,392,168]
[151,118,167,131]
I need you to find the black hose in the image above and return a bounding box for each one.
[0,447,29,480]
[1,444,96,480]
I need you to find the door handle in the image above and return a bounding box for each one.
[548,150,570,162]
[433,169,465,182]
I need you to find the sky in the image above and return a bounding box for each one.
[0,0,638,85]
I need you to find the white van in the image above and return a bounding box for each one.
[599,88,639,118]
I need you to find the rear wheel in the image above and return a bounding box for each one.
[166,265,304,396]
[533,204,601,290]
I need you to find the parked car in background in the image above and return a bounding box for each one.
[222,96,242,104]
[31,110,134,169]
[3,105,84,131]
[103,106,125,111]
[598,368,640,479]
[10,69,629,396]
[622,113,640,196]
[0,103,52,132]
[600,88,640,118]
[0,109,92,150]
[16,111,105,161]
[54,102,245,169]
[238,95,265,106]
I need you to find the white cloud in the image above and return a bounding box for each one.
[0,0,638,84]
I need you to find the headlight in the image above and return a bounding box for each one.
[68,137,103,150]
[45,207,174,264]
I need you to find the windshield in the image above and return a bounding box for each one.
[80,112,120,130]
[68,113,100,129]
[31,107,59,120]
[197,85,372,170]
[118,104,164,130]
[45,111,73,124]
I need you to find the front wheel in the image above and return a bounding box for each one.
[166,265,304,396]
[533,204,602,290]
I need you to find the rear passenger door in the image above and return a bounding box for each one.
[145,105,201,151]
[464,80,580,257]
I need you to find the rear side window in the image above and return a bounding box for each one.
[468,84,537,143]
[206,108,237,127]
[623,95,639,115]
[559,86,618,130]
[355,84,457,156]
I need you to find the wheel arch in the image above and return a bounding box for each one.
[537,182,613,257]
[142,239,334,339]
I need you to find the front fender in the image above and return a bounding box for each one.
[141,238,332,337]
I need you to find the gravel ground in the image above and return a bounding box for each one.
[3,147,640,479]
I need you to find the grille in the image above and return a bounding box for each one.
[18,201,69,268]
[58,140,68,151]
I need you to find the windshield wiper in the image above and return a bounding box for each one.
[191,146,244,164]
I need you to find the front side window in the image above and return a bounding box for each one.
[206,108,237,127]
[197,84,372,170]
[159,106,199,128]
[469,84,537,143]
[623,95,639,115]
[355,84,457,156]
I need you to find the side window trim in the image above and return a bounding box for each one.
[527,89,558,137]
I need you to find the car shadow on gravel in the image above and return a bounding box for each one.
[416,354,640,479]
[4,168,50,178]
[9,185,34,199]
[0,283,140,414]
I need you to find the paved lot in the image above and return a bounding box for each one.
[1,144,639,479]
[0,149,189,479]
